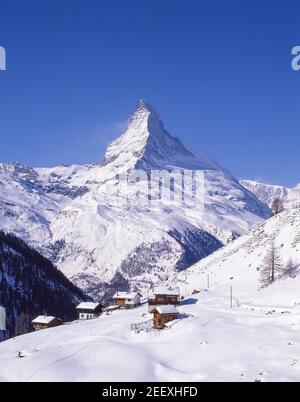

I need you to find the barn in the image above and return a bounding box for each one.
[152,305,179,329]
[113,292,142,308]
[32,316,62,331]
[76,302,104,320]
[149,287,181,308]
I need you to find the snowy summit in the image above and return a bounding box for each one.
[103,99,221,171]
[0,101,270,301]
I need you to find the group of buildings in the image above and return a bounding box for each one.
[30,286,181,332]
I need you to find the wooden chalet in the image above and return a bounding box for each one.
[148,287,180,308]
[76,302,104,320]
[153,305,178,329]
[113,292,142,309]
[32,315,62,331]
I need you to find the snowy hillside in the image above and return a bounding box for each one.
[175,209,300,305]
[241,180,300,210]
[0,101,270,300]
[4,301,300,382]
[1,211,300,381]
[0,231,87,341]
[1,209,300,381]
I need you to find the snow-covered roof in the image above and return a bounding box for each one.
[76,302,102,311]
[113,292,141,300]
[32,315,59,325]
[155,305,178,314]
[153,287,180,296]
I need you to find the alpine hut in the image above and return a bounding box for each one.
[153,305,179,329]
[32,316,62,331]
[76,302,104,320]
[148,287,180,309]
[113,292,142,308]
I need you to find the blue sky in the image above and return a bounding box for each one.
[0,0,299,186]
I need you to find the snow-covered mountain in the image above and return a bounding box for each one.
[241,180,300,210]
[0,231,87,341]
[0,101,271,300]
[1,210,300,382]
[103,100,221,171]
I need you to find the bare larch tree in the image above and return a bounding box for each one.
[260,241,282,287]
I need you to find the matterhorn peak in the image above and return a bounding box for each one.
[126,99,163,134]
[102,100,221,171]
[136,98,151,110]
[135,99,160,117]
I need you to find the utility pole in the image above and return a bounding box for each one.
[207,274,210,290]
[230,287,233,309]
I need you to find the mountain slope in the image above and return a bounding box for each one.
[175,208,300,305]
[1,211,300,382]
[1,213,300,383]
[241,180,300,210]
[0,163,88,250]
[0,101,270,299]
[0,231,87,341]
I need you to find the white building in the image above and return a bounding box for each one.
[113,292,142,308]
[0,306,6,331]
[76,302,103,320]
